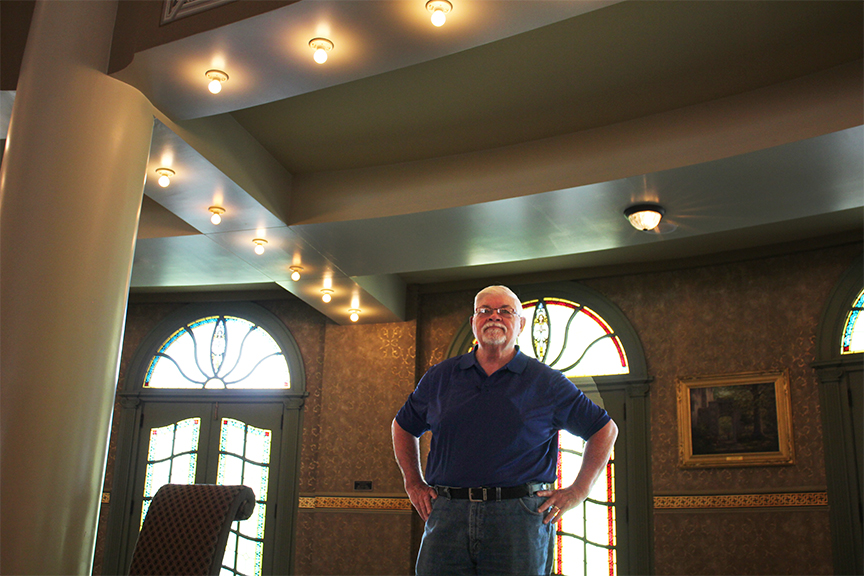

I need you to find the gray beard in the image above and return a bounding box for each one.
[480,324,507,346]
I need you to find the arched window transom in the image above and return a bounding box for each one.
[520,298,629,377]
[841,288,864,354]
[144,315,291,389]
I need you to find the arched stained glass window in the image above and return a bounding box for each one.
[841,287,864,354]
[517,298,624,576]
[519,298,628,377]
[105,303,306,576]
[144,315,291,389]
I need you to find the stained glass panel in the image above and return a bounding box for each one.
[841,288,864,354]
[217,418,271,576]
[140,418,200,527]
[144,316,291,389]
[519,299,628,377]
[553,433,616,576]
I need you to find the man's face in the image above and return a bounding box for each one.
[471,291,526,350]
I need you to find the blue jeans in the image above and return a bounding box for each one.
[415,494,554,575]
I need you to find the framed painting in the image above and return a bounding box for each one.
[676,370,794,468]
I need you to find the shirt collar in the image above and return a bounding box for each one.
[459,345,527,374]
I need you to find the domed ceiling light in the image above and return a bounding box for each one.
[624,204,665,231]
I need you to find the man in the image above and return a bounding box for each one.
[392,285,618,575]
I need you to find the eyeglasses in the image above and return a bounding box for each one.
[474,307,519,318]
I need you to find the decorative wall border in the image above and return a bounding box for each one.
[298,496,411,511]
[654,491,828,510]
[297,491,827,511]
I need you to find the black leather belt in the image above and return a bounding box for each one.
[435,483,551,502]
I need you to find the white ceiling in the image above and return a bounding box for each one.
[7,1,862,324]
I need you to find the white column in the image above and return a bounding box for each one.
[0,1,153,573]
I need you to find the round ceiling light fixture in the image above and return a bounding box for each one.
[205,69,229,94]
[624,204,665,231]
[155,167,175,187]
[320,288,334,303]
[208,206,225,225]
[252,238,268,255]
[426,0,452,26]
[309,38,334,64]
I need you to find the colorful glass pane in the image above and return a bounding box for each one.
[841,288,864,354]
[519,299,628,377]
[553,433,616,576]
[140,418,200,527]
[144,316,291,389]
[217,418,271,576]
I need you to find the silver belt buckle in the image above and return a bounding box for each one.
[468,487,487,502]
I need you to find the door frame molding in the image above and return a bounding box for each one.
[812,256,863,575]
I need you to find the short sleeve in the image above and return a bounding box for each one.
[395,369,434,437]
[550,374,610,440]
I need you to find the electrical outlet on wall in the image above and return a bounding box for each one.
[354,480,373,491]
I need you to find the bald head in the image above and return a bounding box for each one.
[474,285,522,315]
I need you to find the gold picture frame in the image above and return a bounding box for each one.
[676,370,794,468]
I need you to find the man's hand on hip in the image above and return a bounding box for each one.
[535,485,587,525]
[406,481,437,521]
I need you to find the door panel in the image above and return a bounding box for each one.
[125,402,283,576]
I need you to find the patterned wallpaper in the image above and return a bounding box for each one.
[584,246,860,494]
[416,288,475,371]
[653,509,832,575]
[95,243,860,576]
[316,320,417,494]
[294,511,413,575]
[294,319,419,575]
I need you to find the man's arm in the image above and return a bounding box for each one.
[536,419,618,524]
[391,418,437,521]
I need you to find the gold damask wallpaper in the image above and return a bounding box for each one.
[294,318,419,575]
[653,508,832,575]
[316,320,417,494]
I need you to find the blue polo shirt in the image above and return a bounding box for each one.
[395,347,610,487]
